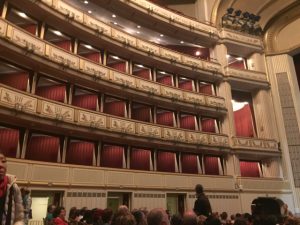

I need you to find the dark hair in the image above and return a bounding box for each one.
[220,212,228,220]
[53,206,65,218]
[195,184,204,194]
[233,218,247,225]
[170,214,182,225]
[102,208,113,223]
[47,204,56,213]
[147,209,164,225]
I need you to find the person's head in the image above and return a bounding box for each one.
[0,150,7,181]
[20,187,30,197]
[182,211,197,225]
[195,184,204,195]
[170,214,182,225]
[111,213,136,225]
[220,212,228,221]
[132,210,146,225]
[47,204,56,214]
[53,206,66,219]
[233,218,247,225]
[147,208,170,225]
[102,208,113,223]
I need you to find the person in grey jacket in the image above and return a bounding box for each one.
[0,150,24,225]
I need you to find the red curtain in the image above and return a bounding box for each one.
[108,62,126,72]
[130,148,151,171]
[66,141,94,166]
[199,84,213,95]
[0,128,19,158]
[157,151,175,172]
[104,101,126,117]
[228,60,245,69]
[101,145,124,168]
[21,24,37,35]
[240,161,260,177]
[80,52,101,63]
[179,80,193,91]
[26,136,60,162]
[72,94,98,111]
[157,76,173,86]
[204,156,220,175]
[201,118,216,133]
[36,85,66,103]
[181,154,198,174]
[234,104,254,137]
[156,111,174,127]
[180,115,196,130]
[132,107,151,122]
[0,72,29,91]
[133,69,150,80]
[54,40,72,52]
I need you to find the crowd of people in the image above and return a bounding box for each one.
[42,204,300,225]
[0,150,300,225]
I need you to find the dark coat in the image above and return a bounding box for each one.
[193,193,212,217]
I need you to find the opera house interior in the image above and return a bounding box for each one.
[0,0,300,220]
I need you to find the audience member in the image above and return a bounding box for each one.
[147,208,170,225]
[193,184,212,217]
[0,150,24,225]
[53,206,68,225]
[21,187,32,225]
[182,211,197,225]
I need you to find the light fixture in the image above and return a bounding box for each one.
[136,31,140,34]
[111,55,120,60]
[137,25,141,29]
[136,64,144,68]
[195,51,201,56]
[226,54,230,58]
[157,38,161,41]
[83,0,88,4]
[88,10,92,14]
[160,34,164,37]
[84,44,93,49]
[159,71,166,74]
[236,57,243,61]
[112,14,116,18]
[180,41,184,44]
[17,12,28,19]
[53,30,63,36]
[113,22,118,25]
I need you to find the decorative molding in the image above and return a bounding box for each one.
[110,71,136,88]
[77,110,106,129]
[225,67,267,83]
[0,19,7,37]
[136,123,161,139]
[45,45,79,69]
[40,100,74,122]
[6,25,45,55]
[220,29,263,48]
[0,87,37,113]
[162,128,185,142]
[79,59,110,80]
[57,1,84,23]
[232,137,279,151]
[108,117,135,134]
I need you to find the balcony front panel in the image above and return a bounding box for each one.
[220,29,263,56]
[237,177,290,191]
[232,137,279,152]
[0,85,229,149]
[0,19,7,37]
[77,110,106,129]
[0,19,226,114]
[11,0,222,79]
[0,87,37,114]
[56,0,84,23]
[8,158,235,190]
[225,67,268,84]
[6,25,46,56]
